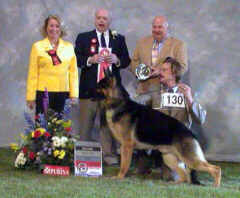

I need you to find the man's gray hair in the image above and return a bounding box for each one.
[94,8,112,22]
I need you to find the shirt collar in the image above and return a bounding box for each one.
[172,86,178,93]
[164,85,178,93]
[154,34,169,45]
[96,29,109,37]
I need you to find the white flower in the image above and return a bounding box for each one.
[112,30,118,39]
[60,136,68,147]
[15,152,27,167]
[52,136,61,147]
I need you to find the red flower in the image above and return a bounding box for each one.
[44,132,51,137]
[22,147,28,154]
[34,130,41,138]
[29,152,35,160]
[65,127,72,132]
[34,115,40,120]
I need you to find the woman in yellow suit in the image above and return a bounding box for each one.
[26,15,79,114]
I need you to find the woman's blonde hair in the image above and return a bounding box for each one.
[41,15,66,38]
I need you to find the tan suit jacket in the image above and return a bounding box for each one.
[131,36,188,95]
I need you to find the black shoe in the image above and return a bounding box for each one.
[136,166,152,175]
[191,170,204,185]
[135,151,152,175]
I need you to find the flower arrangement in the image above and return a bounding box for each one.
[12,91,76,170]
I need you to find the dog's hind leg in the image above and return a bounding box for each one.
[178,139,221,187]
[116,142,134,179]
[162,153,190,184]
[193,161,221,187]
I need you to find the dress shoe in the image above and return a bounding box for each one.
[191,170,204,185]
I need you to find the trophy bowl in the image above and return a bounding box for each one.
[135,63,151,80]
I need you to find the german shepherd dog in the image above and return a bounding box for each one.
[97,73,221,187]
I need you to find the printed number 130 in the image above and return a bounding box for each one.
[167,95,184,105]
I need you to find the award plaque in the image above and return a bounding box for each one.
[135,63,151,80]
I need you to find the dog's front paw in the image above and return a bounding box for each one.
[111,175,123,179]
[169,180,186,185]
[111,174,125,179]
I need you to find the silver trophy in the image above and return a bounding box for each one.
[135,63,151,80]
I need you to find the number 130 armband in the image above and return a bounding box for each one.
[160,93,186,108]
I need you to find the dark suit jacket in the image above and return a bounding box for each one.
[75,29,131,98]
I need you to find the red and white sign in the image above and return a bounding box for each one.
[43,165,70,176]
[74,141,102,177]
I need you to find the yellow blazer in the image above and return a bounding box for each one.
[131,36,188,94]
[26,37,79,101]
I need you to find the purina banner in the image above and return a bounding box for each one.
[43,165,70,176]
[74,141,102,177]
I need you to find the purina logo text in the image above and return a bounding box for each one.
[43,165,70,176]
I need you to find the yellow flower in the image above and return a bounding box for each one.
[58,150,66,159]
[36,128,46,135]
[56,119,63,125]
[53,150,60,157]
[62,120,72,128]
[10,143,19,151]
[31,131,35,138]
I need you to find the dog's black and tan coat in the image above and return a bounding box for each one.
[97,74,221,187]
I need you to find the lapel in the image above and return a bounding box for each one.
[42,37,52,51]
[56,38,65,60]
[57,38,65,61]
[41,37,58,62]
[109,29,113,48]
[156,37,172,64]
[145,36,154,66]
[91,30,99,54]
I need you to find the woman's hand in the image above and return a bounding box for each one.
[69,97,78,105]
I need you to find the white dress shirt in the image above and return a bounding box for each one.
[96,29,110,48]
[87,29,110,67]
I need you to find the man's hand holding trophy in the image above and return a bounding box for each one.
[135,63,152,80]
[136,63,163,81]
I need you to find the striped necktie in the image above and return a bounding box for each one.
[151,41,159,66]
[101,33,106,48]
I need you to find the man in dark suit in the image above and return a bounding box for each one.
[75,8,131,165]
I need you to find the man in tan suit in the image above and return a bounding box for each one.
[135,57,206,185]
[131,16,188,95]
